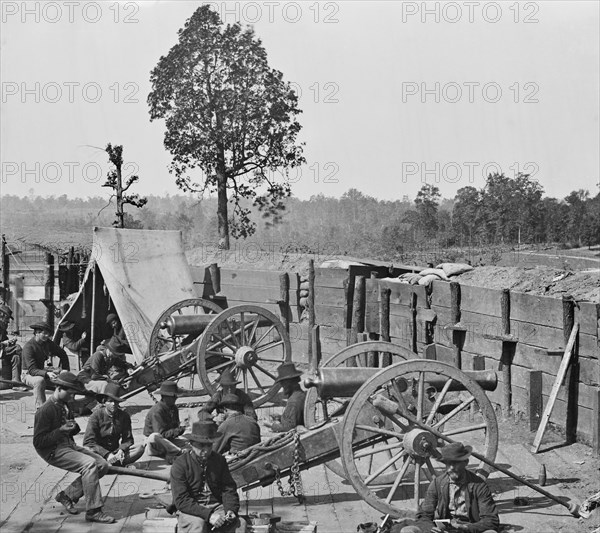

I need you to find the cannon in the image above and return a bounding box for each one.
[117,298,292,405]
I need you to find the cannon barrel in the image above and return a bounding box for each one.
[304,367,497,398]
[163,313,277,336]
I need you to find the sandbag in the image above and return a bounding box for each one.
[418,274,441,286]
[436,262,474,277]
[419,268,449,280]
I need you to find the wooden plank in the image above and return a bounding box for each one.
[575,301,599,336]
[315,268,348,288]
[314,305,345,329]
[219,268,285,287]
[510,292,565,328]
[430,280,451,308]
[314,286,346,308]
[593,387,600,456]
[459,283,502,318]
[531,323,579,453]
[218,284,282,303]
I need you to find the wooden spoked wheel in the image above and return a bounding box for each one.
[340,360,498,518]
[196,305,292,407]
[147,298,223,360]
[304,341,414,479]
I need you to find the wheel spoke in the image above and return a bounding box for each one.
[425,378,454,425]
[248,367,266,394]
[432,396,475,429]
[442,422,488,436]
[225,320,241,348]
[416,372,425,420]
[243,370,249,393]
[205,350,235,358]
[424,457,437,479]
[207,360,235,373]
[414,462,421,508]
[390,381,410,414]
[254,363,277,381]
[207,332,238,352]
[247,317,260,345]
[240,312,246,345]
[421,461,433,482]
[385,455,412,503]
[354,441,404,459]
[254,356,284,363]
[355,424,405,440]
[252,325,276,349]
[254,340,284,354]
[364,448,407,485]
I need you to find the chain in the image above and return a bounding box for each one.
[273,430,304,502]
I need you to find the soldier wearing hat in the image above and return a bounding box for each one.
[33,371,115,524]
[77,337,132,395]
[22,321,71,409]
[104,313,131,354]
[170,421,247,533]
[213,392,261,455]
[0,303,25,389]
[198,368,257,423]
[399,442,499,533]
[143,380,189,464]
[262,362,306,433]
[83,382,145,467]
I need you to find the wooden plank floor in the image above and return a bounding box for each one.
[1,386,598,533]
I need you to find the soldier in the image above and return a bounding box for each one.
[213,393,261,456]
[105,313,131,354]
[83,382,145,468]
[22,322,71,409]
[198,368,256,423]
[58,321,89,366]
[77,337,131,395]
[0,303,25,390]
[262,362,306,433]
[170,421,247,533]
[143,380,189,464]
[33,371,115,523]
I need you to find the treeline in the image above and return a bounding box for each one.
[1,173,598,259]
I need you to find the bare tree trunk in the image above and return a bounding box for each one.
[115,161,124,229]
[216,166,229,250]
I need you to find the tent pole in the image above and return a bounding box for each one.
[90,263,96,357]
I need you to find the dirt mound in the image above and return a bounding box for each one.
[456,266,600,303]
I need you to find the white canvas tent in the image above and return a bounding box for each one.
[57,227,197,364]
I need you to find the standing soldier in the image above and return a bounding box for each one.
[22,322,71,409]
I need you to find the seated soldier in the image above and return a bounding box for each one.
[33,371,115,523]
[143,380,189,464]
[0,303,25,390]
[399,442,499,533]
[105,313,132,354]
[262,362,306,433]
[198,368,256,423]
[58,321,89,366]
[171,421,247,533]
[77,337,131,395]
[83,382,145,468]
[22,322,71,409]
[213,393,261,456]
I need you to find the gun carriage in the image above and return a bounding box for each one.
[117,298,292,406]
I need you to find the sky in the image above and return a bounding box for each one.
[1,0,598,204]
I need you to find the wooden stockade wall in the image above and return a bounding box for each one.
[190,264,600,452]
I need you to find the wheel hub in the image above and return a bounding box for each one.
[403,428,437,457]
[235,346,257,369]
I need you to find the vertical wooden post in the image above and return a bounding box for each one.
[307,259,315,365]
[278,273,290,334]
[563,295,578,443]
[500,288,513,418]
[449,281,462,369]
[79,255,87,320]
[45,253,55,329]
[528,370,543,431]
[90,263,97,356]
[67,246,74,294]
[380,287,391,366]
[423,286,434,346]
[1,235,9,305]
[349,275,365,347]
[367,272,378,366]
[409,291,418,355]
[209,263,220,294]
[310,325,320,373]
[592,387,600,457]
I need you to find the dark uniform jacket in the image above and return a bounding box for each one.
[171,450,240,519]
[273,389,306,432]
[1,328,22,360]
[143,399,183,439]
[199,388,257,419]
[23,337,70,376]
[77,347,129,383]
[214,412,261,454]
[416,471,500,533]
[33,396,80,461]
[83,405,134,458]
